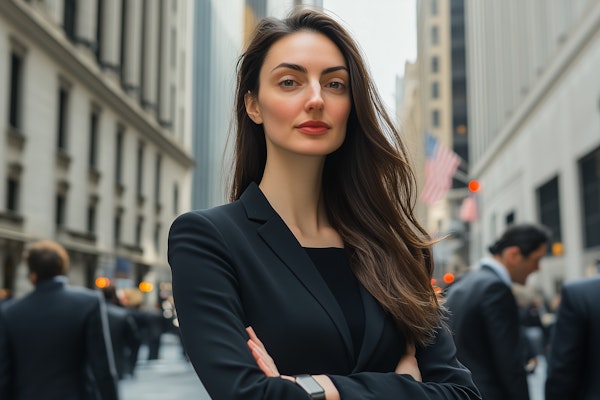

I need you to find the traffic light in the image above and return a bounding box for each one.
[468,180,481,193]
[443,272,455,285]
[95,276,111,289]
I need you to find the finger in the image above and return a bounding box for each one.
[246,326,266,349]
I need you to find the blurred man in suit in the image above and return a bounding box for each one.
[101,286,140,380]
[0,240,119,399]
[444,223,551,400]
[545,275,600,400]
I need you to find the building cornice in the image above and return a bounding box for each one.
[1,0,195,168]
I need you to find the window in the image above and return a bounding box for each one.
[154,154,162,208]
[135,216,143,247]
[55,193,66,228]
[87,203,96,234]
[115,126,124,185]
[431,82,440,99]
[579,146,600,248]
[431,0,438,15]
[6,177,19,212]
[114,210,122,244]
[154,223,161,254]
[89,109,99,169]
[432,109,440,127]
[505,211,515,226]
[96,0,104,63]
[63,0,77,40]
[431,26,439,45]
[173,182,179,215]
[136,140,145,198]
[57,87,69,151]
[431,56,439,74]
[537,176,562,251]
[8,52,23,130]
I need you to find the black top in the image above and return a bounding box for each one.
[304,247,365,358]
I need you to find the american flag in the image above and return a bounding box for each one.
[419,133,461,206]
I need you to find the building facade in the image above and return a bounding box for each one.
[465,0,600,295]
[0,0,194,300]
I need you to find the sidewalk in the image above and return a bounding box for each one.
[119,333,211,400]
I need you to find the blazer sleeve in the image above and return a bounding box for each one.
[545,284,585,400]
[330,326,481,399]
[168,211,481,400]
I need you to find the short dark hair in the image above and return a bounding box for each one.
[24,240,69,282]
[488,223,552,257]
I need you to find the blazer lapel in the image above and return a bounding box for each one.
[240,183,355,360]
[354,285,386,371]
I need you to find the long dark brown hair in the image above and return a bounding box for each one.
[231,8,440,346]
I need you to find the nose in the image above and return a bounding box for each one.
[305,81,324,112]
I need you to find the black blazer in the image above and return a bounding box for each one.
[444,264,530,400]
[545,276,600,400]
[168,182,480,400]
[0,278,119,400]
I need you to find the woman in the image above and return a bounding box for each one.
[168,7,480,400]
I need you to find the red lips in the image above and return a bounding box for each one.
[296,120,330,135]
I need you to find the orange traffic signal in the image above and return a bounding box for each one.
[138,281,154,293]
[468,180,481,193]
[443,272,455,285]
[95,276,111,289]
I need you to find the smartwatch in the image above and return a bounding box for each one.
[295,374,326,400]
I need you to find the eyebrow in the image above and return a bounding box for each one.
[271,62,348,75]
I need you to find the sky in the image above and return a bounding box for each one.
[321,0,418,113]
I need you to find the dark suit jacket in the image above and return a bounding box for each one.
[105,303,139,379]
[168,182,480,400]
[0,278,119,400]
[545,276,600,400]
[444,264,529,400]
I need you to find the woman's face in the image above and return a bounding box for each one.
[245,31,351,159]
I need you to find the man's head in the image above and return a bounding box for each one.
[488,223,552,285]
[24,240,70,284]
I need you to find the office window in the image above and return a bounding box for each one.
[537,176,562,251]
[8,52,24,130]
[63,0,77,40]
[431,0,438,15]
[136,140,145,197]
[57,87,69,151]
[114,211,122,244]
[431,26,439,45]
[432,109,440,127]
[6,177,19,212]
[154,223,161,254]
[431,82,440,99]
[505,211,515,226]
[173,182,179,215]
[96,0,104,63]
[431,56,439,74]
[579,146,600,248]
[55,193,66,228]
[115,127,124,184]
[87,203,96,234]
[89,109,99,169]
[154,154,162,207]
[135,216,143,247]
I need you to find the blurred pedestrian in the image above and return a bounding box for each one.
[0,240,119,399]
[101,285,140,380]
[444,223,551,400]
[545,275,600,400]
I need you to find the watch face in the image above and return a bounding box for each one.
[296,375,325,396]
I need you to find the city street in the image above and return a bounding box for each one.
[120,333,211,400]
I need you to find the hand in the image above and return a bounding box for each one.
[395,342,422,382]
[246,326,281,377]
